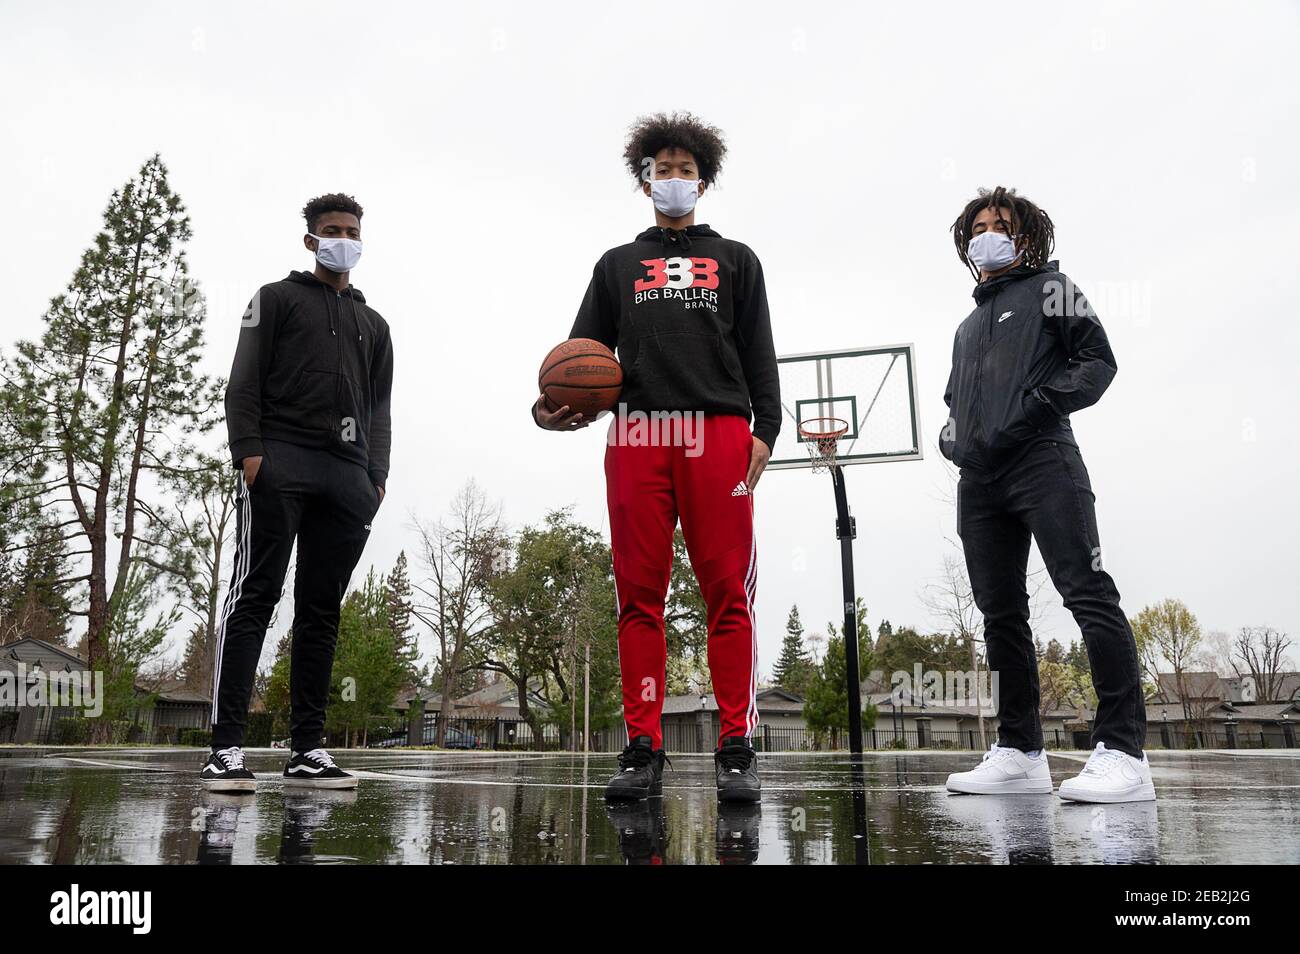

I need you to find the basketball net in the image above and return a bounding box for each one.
[798,417,849,473]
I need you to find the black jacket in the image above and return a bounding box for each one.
[566,225,781,450]
[939,261,1116,478]
[225,271,394,487]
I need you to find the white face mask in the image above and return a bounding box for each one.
[649,177,700,218]
[966,231,1020,273]
[310,234,362,273]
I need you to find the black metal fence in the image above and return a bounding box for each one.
[1150,724,1296,750]
[371,717,1060,753]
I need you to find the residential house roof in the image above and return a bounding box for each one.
[661,687,806,716]
[1,637,85,672]
[392,686,445,711]
[453,678,547,714]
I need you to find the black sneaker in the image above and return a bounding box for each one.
[604,736,668,801]
[200,746,256,793]
[714,736,761,803]
[605,801,669,865]
[283,749,358,789]
[715,802,762,865]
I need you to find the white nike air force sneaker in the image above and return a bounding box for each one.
[945,743,1054,795]
[1057,742,1155,803]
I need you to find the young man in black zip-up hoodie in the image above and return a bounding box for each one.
[534,113,779,803]
[202,193,393,793]
[939,187,1152,804]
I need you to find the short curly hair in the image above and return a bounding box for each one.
[623,112,728,187]
[302,193,364,233]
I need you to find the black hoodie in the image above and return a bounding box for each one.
[567,224,781,450]
[939,261,1116,479]
[225,270,393,487]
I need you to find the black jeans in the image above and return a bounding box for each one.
[211,439,380,752]
[958,440,1146,758]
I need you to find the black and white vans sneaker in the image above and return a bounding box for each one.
[200,746,256,793]
[283,749,358,789]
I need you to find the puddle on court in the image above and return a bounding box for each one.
[0,748,1297,864]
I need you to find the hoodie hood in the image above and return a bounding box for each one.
[972,259,1058,303]
[635,223,722,252]
[285,269,367,303]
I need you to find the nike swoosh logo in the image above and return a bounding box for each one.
[998,311,1015,322]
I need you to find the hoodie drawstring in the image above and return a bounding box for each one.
[319,283,361,342]
[659,227,693,251]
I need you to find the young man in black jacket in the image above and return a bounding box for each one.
[202,193,393,793]
[940,187,1153,803]
[534,113,780,803]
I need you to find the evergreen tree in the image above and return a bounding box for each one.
[803,634,875,749]
[0,155,220,691]
[328,570,406,747]
[0,513,73,646]
[384,550,420,682]
[772,604,812,694]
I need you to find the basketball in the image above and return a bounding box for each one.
[538,338,623,418]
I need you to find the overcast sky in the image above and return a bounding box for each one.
[3,1,1297,676]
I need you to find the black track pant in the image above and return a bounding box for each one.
[958,440,1146,758]
[211,438,380,752]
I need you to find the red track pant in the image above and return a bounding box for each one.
[605,413,758,750]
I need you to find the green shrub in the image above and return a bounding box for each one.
[53,718,90,745]
[245,712,274,747]
[177,728,212,747]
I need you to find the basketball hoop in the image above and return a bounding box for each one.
[798,417,849,473]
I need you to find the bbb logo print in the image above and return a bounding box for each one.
[633,256,721,312]
[634,256,718,292]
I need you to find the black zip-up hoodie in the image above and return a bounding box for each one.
[564,225,781,450]
[939,260,1116,479]
[225,270,394,487]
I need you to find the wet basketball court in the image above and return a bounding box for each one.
[1,747,1296,864]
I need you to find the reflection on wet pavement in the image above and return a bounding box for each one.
[1,747,1296,864]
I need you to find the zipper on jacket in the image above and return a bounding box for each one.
[334,291,344,439]
[971,289,998,468]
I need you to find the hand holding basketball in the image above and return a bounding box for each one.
[533,394,590,430]
[537,338,623,425]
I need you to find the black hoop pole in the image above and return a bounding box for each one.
[831,463,864,755]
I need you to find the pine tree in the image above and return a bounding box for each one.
[329,570,405,747]
[384,550,420,681]
[0,513,73,646]
[0,155,220,690]
[773,604,812,694]
[803,634,875,749]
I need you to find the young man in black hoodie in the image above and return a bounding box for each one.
[939,187,1153,803]
[201,193,393,793]
[533,113,780,803]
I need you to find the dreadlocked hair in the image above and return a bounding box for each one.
[622,111,727,187]
[950,186,1055,279]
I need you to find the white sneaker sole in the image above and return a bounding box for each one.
[201,777,256,794]
[1058,781,1155,804]
[946,775,1053,795]
[282,775,359,790]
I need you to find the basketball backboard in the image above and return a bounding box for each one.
[768,344,923,470]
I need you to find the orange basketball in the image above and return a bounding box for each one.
[538,338,623,418]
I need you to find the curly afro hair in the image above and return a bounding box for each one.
[950,186,1055,279]
[622,111,728,187]
[302,193,364,233]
